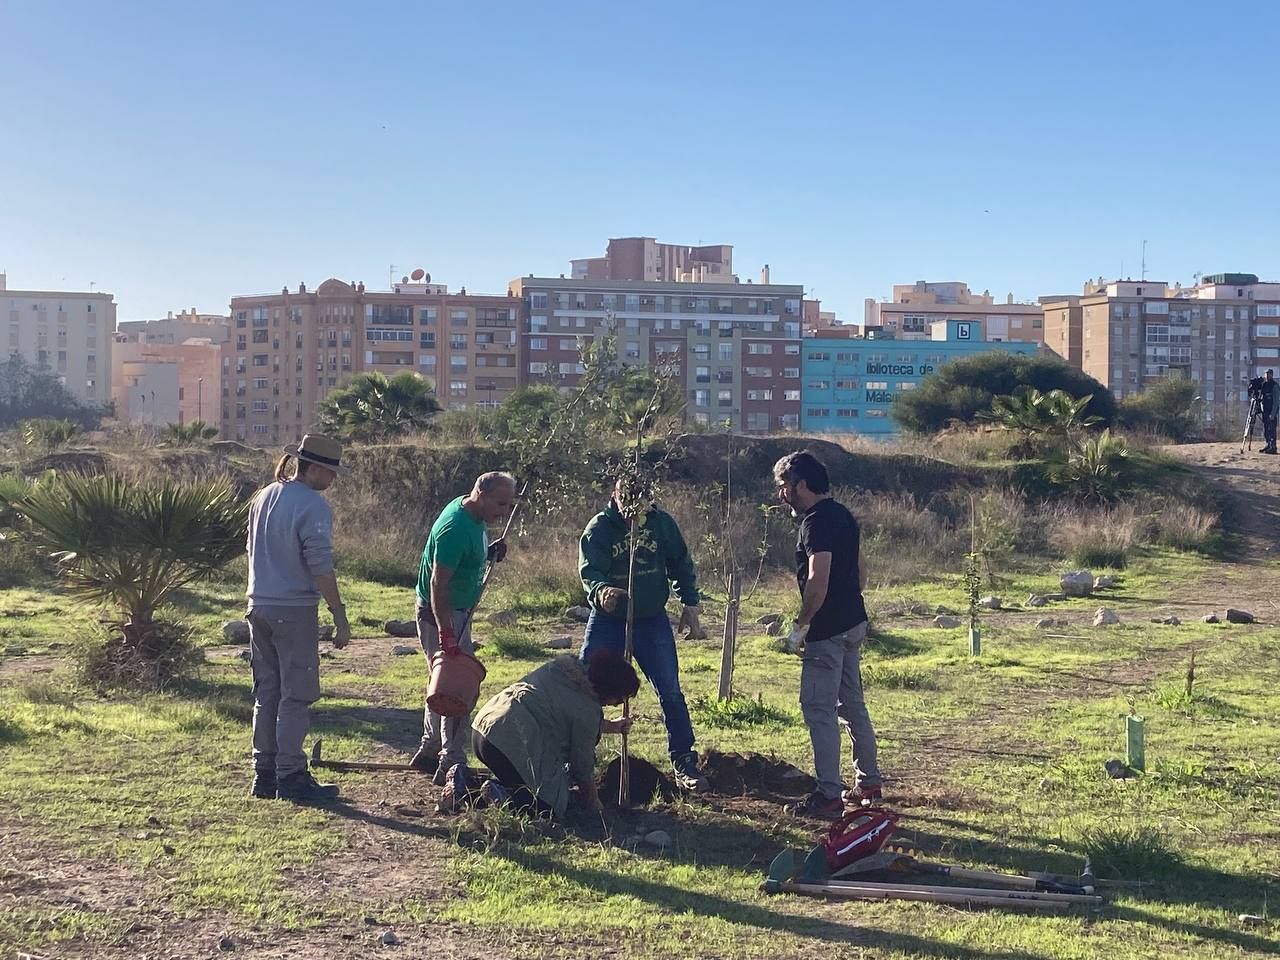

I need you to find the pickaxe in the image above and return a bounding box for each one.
[310,739,421,774]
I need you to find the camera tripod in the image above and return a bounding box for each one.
[1242,394,1267,453]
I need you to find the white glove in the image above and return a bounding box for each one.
[785,623,809,655]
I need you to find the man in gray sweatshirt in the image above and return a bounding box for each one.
[246,434,352,803]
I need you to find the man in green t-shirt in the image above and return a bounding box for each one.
[411,471,516,779]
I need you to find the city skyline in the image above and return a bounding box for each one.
[6,1,1280,322]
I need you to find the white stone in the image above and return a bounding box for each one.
[935,605,958,616]
[755,613,783,626]
[546,635,573,650]
[1093,608,1120,626]
[1026,594,1048,608]
[564,605,591,623]
[489,610,519,627]
[932,615,963,629]
[644,829,672,849]
[1093,575,1116,590]
[221,620,250,644]
[392,645,417,656]
[384,619,417,638]
[978,596,1002,610]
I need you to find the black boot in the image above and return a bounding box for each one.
[276,769,340,804]
[672,752,709,793]
[250,771,277,800]
[410,745,439,776]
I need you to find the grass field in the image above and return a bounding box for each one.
[2,532,1278,959]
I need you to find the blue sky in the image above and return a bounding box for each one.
[3,0,1278,322]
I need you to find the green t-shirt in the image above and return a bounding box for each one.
[415,497,489,611]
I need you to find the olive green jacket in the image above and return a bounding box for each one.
[472,656,602,817]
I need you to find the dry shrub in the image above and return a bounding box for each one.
[847,490,960,586]
[1150,501,1219,552]
[1043,501,1145,568]
[493,536,586,615]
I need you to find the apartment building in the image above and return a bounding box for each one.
[225,278,521,445]
[1040,296,1083,367]
[863,280,1045,344]
[2,274,116,407]
[802,320,1039,436]
[1071,273,1280,407]
[508,276,805,433]
[112,309,229,428]
[571,237,736,283]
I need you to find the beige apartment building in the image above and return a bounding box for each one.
[571,237,736,283]
[112,309,229,428]
[508,275,805,433]
[2,274,116,407]
[863,280,1045,344]
[225,278,521,445]
[1040,296,1083,367]
[1067,274,1280,407]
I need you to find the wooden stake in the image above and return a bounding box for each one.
[717,572,739,700]
[620,514,638,809]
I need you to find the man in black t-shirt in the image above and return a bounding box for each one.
[773,450,883,818]
[1260,369,1279,454]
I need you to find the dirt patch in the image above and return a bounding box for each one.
[599,756,675,807]
[700,750,815,799]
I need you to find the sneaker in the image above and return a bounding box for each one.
[249,771,277,800]
[842,784,883,807]
[478,778,510,809]
[784,791,844,819]
[436,763,470,814]
[410,745,439,776]
[672,752,709,793]
[276,770,340,804]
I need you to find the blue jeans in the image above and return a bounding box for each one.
[581,611,695,759]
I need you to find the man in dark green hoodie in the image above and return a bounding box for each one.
[579,478,708,792]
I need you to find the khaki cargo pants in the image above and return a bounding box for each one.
[249,605,321,778]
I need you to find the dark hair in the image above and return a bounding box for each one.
[773,450,830,494]
[586,650,641,703]
[274,454,315,483]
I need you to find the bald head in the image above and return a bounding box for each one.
[470,471,516,523]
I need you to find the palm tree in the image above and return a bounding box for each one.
[20,418,80,451]
[316,371,440,441]
[162,420,219,445]
[2,473,250,683]
[1048,428,1130,502]
[984,388,1099,452]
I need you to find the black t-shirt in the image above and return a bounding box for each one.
[1262,380,1279,413]
[796,498,869,642]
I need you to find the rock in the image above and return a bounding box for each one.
[766,620,785,637]
[1026,594,1048,608]
[755,613,783,626]
[909,602,931,616]
[391,645,417,656]
[1060,571,1095,597]
[1093,608,1120,626]
[1103,758,1132,780]
[1238,914,1267,926]
[1035,618,1055,629]
[643,829,672,850]
[222,620,251,644]
[237,649,252,662]
[163,843,176,855]
[379,930,401,946]
[489,610,518,627]
[564,605,591,623]
[978,596,1002,610]
[218,935,236,952]
[1202,613,1220,624]
[1151,616,1181,626]
[384,619,417,638]
[1093,575,1116,590]
[1038,777,1052,791]
[1225,608,1256,624]
[319,625,335,642]
[934,605,958,616]
[546,635,573,650]
[932,615,962,629]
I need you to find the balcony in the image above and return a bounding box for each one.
[369,308,413,326]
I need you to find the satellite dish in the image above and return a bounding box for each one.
[411,268,425,281]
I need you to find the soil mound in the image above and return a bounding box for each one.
[599,757,675,807]
[700,750,814,798]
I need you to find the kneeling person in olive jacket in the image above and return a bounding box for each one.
[472,651,639,818]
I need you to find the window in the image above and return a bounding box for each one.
[694,344,710,360]
[717,389,733,407]
[695,366,710,383]
[865,381,888,390]
[528,362,548,375]
[419,307,437,325]
[834,379,858,390]
[625,341,640,359]
[744,366,772,378]
[865,409,887,418]
[783,367,799,378]
[420,332,436,348]
[785,343,801,355]
[810,352,829,362]
[806,408,831,418]
[694,389,709,407]
[530,338,547,351]
[530,294,548,309]
[253,399,269,412]
[784,299,800,316]
[448,334,467,350]
[450,381,467,396]
[746,412,770,432]
[419,355,436,369]
[718,343,733,361]
[1255,324,1280,338]
[450,355,467,370]
[836,409,859,418]
[531,316,548,332]
[807,379,831,391]
[746,389,773,401]
[559,361,585,375]
[783,389,800,401]
[898,382,917,391]
[252,423,270,435]
[559,338,577,350]
[625,294,640,310]
[1257,305,1280,318]
[253,354,268,366]
[254,378,268,389]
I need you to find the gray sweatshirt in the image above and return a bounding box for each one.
[246,480,335,607]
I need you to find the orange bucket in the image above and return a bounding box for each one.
[427,651,487,717]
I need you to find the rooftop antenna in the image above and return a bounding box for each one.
[89,281,96,292]
[1141,240,1148,281]
[388,264,398,289]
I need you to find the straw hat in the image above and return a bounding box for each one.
[283,434,350,475]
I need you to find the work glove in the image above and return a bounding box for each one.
[599,586,628,614]
[438,627,461,657]
[678,606,708,641]
[487,537,507,563]
[784,623,809,656]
